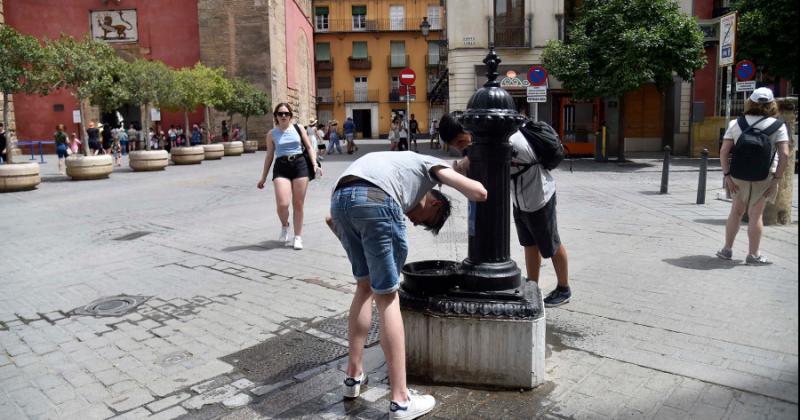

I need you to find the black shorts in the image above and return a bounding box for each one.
[513,194,561,258]
[273,154,310,180]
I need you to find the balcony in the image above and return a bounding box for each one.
[348,56,372,70]
[314,18,444,33]
[490,16,532,48]
[344,89,378,103]
[425,54,441,68]
[316,88,333,104]
[315,60,333,71]
[388,89,402,102]
[388,54,409,69]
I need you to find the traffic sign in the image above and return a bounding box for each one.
[527,65,548,86]
[736,81,756,92]
[527,86,547,95]
[735,60,755,81]
[399,68,416,86]
[719,12,737,66]
[399,85,417,95]
[527,95,547,103]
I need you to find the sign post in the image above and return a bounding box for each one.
[719,12,737,126]
[400,68,416,146]
[526,65,548,120]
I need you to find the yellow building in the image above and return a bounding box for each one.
[312,1,446,138]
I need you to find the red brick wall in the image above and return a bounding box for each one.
[5,0,202,143]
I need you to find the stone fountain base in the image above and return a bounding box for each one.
[400,281,545,389]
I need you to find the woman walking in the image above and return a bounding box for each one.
[257,103,320,250]
[54,124,68,174]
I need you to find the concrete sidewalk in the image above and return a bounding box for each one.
[1,142,797,419]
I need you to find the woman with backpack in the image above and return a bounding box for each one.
[717,87,790,265]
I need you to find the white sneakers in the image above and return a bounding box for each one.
[389,389,436,420]
[278,225,303,250]
[292,236,303,250]
[342,372,367,399]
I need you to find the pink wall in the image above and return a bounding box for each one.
[284,0,314,91]
[5,0,202,143]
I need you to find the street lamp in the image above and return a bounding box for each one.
[419,17,431,38]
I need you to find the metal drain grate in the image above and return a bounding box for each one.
[314,308,380,347]
[114,231,151,241]
[71,295,150,317]
[221,331,348,383]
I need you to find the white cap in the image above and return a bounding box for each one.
[749,87,774,103]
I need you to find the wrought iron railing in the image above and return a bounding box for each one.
[314,18,444,33]
[344,89,378,103]
[348,56,372,70]
[388,54,409,68]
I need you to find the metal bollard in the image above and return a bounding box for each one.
[697,148,708,204]
[660,145,671,194]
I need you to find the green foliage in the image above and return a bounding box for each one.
[161,66,203,114]
[543,0,706,99]
[191,63,232,109]
[41,35,122,103]
[0,26,44,97]
[221,78,271,120]
[122,59,174,108]
[732,0,798,86]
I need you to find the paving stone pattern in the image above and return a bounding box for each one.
[1,145,797,419]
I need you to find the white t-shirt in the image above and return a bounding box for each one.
[335,151,450,212]
[509,130,556,212]
[723,115,789,172]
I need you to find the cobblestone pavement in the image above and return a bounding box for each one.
[1,143,797,419]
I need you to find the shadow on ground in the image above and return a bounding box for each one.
[662,255,741,270]
[694,218,727,226]
[223,240,286,252]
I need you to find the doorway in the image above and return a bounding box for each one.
[113,103,142,130]
[559,97,600,156]
[352,109,372,139]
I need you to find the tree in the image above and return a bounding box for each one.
[190,63,232,143]
[219,78,271,139]
[732,0,798,89]
[161,66,203,141]
[121,59,174,150]
[40,35,124,155]
[0,26,45,164]
[543,0,706,160]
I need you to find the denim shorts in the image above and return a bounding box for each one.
[331,184,408,294]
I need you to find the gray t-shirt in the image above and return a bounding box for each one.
[335,151,450,212]
[509,130,556,212]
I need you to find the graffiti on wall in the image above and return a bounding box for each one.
[90,10,138,42]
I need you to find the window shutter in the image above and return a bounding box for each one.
[315,43,331,61]
[315,6,329,15]
[352,42,368,59]
[352,5,367,15]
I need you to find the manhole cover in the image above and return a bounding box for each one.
[315,308,380,347]
[71,295,150,317]
[221,331,348,383]
[114,231,151,241]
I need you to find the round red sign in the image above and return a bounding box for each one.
[399,68,416,86]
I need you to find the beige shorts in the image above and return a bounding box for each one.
[731,176,777,210]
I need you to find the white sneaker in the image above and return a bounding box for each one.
[293,236,303,250]
[278,225,290,244]
[342,372,367,399]
[389,389,435,420]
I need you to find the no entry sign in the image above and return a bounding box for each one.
[399,68,416,86]
[527,65,548,86]
[735,60,755,81]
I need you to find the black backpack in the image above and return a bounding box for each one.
[516,119,565,171]
[730,116,783,181]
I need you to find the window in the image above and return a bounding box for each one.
[315,43,331,61]
[390,41,405,67]
[390,76,401,101]
[352,41,368,59]
[427,41,440,63]
[493,0,526,47]
[354,77,368,102]
[390,5,405,30]
[315,6,329,31]
[427,5,442,30]
[317,77,332,103]
[352,5,367,30]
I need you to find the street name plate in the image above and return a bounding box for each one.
[527,95,547,103]
[527,86,547,95]
[736,81,756,92]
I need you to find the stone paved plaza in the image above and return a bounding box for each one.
[1,143,797,419]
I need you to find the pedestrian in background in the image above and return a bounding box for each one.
[440,113,573,307]
[409,113,419,152]
[717,87,790,265]
[126,124,138,152]
[221,120,229,142]
[54,124,68,174]
[118,127,128,155]
[101,123,113,155]
[344,117,358,154]
[429,118,440,149]
[190,124,202,146]
[231,124,241,142]
[69,132,81,156]
[0,122,6,163]
[86,121,101,156]
[397,116,409,151]
[257,103,320,250]
[327,120,342,155]
[316,123,327,156]
[389,115,400,151]
[327,151,487,419]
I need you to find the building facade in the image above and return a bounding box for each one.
[2,0,316,149]
[312,0,446,138]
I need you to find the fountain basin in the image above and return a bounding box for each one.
[401,260,461,295]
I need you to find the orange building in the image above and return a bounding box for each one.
[312,0,446,138]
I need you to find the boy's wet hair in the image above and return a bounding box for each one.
[425,189,451,235]
[438,113,465,144]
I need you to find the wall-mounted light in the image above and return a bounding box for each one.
[419,17,431,38]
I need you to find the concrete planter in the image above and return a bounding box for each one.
[66,155,113,180]
[0,162,41,192]
[243,140,258,153]
[170,146,205,165]
[129,150,169,171]
[223,141,244,156]
[203,143,224,160]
